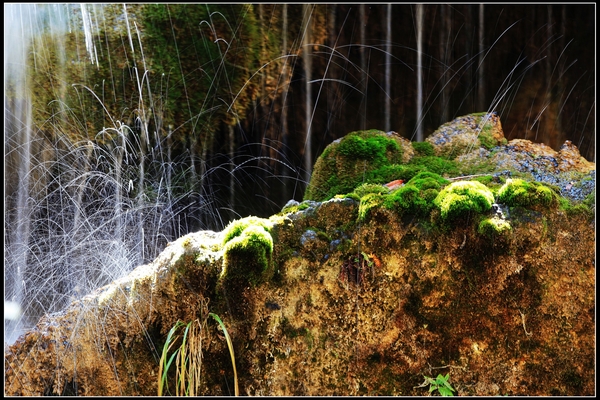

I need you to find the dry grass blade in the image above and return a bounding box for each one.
[209,313,238,396]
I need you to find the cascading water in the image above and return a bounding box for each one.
[302,4,313,184]
[5,3,41,346]
[3,4,201,347]
[415,4,424,142]
[384,4,392,132]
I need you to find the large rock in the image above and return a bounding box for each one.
[305,112,595,203]
[5,114,595,396]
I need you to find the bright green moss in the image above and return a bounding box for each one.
[385,172,449,216]
[471,175,494,185]
[406,171,450,189]
[496,179,558,209]
[280,201,314,214]
[407,156,459,177]
[356,172,450,220]
[478,217,512,238]
[411,141,435,156]
[434,181,495,222]
[338,131,400,162]
[478,123,498,150]
[358,193,386,222]
[384,185,421,213]
[558,196,594,218]
[352,182,390,198]
[221,216,274,285]
[304,130,405,202]
[365,164,425,184]
[583,192,595,208]
[222,216,273,245]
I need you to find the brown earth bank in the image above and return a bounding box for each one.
[5,113,595,396]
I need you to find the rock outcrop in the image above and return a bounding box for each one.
[5,113,595,396]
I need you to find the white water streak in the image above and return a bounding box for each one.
[415,4,424,141]
[385,4,392,132]
[80,3,97,66]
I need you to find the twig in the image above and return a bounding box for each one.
[459,233,467,249]
[519,310,533,337]
[448,173,491,181]
[430,364,467,371]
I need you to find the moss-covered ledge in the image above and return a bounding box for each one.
[5,113,595,396]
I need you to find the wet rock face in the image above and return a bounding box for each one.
[426,111,506,157]
[5,114,595,396]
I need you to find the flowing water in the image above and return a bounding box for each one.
[4,2,594,366]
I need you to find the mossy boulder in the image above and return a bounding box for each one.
[426,111,506,158]
[304,112,507,203]
[5,114,595,397]
[306,112,594,208]
[304,129,413,202]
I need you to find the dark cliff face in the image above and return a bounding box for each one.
[5,116,595,396]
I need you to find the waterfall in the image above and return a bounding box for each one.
[302,4,313,184]
[280,4,290,203]
[3,4,175,346]
[385,4,392,132]
[80,3,98,66]
[439,4,450,124]
[415,4,424,141]
[4,3,37,345]
[478,4,485,111]
[359,4,367,129]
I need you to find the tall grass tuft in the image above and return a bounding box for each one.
[158,318,205,396]
[158,312,238,396]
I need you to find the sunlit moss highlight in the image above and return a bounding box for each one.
[496,178,558,209]
[478,217,512,238]
[434,181,495,222]
[221,217,274,285]
[358,193,386,222]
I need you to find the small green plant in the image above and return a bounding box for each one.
[423,373,456,396]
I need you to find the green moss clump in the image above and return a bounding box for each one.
[358,193,387,222]
[352,183,390,198]
[222,216,273,244]
[280,201,316,214]
[382,172,448,217]
[478,217,512,238]
[406,171,450,189]
[384,185,422,214]
[364,164,425,184]
[558,195,594,218]
[411,141,435,156]
[338,133,400,161]
[471,175,494,185]
[478,123,498,150]
[407,156,459,177]
[434,181,495,222]
[221,216,274,285]
[496,179,559,209]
